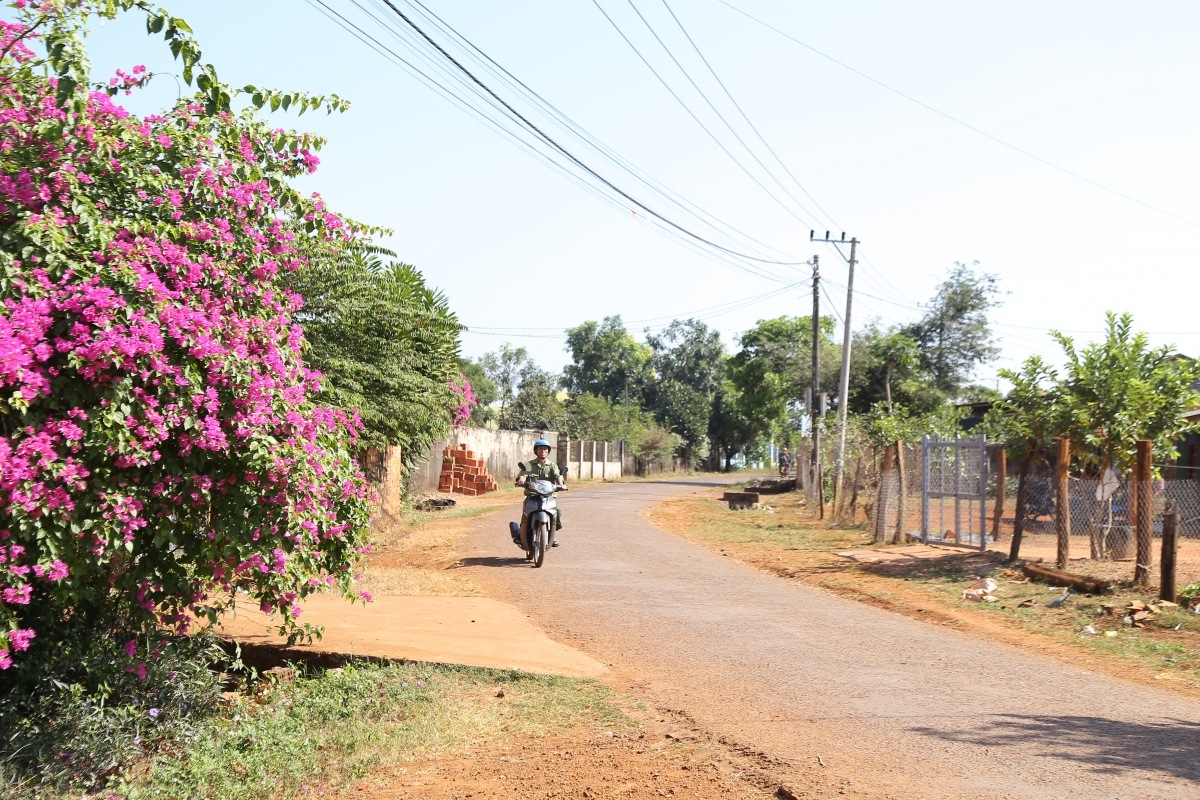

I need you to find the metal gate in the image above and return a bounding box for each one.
[921,435,989,551]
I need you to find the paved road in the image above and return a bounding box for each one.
[460,478,1200,800]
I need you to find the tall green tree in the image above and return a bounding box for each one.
[644,320,725,464]
[501,365,567,431]
[902,262,1001,397]
[726,315,839,435]
[707,380,762,471]
[479,343,536,418]
[646,319,725,398]
[563,316,652,403]
[288,252,463,464]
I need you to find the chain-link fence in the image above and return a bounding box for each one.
[986,476,1200,590]
[851,443,1200,593]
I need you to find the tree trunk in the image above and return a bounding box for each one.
[885,363,894,415]
[1008,449,1034,562]
[892,440,907,544]
[848,457,863,523]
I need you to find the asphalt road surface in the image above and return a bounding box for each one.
[460,477,1200,800]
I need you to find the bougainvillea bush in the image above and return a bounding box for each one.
[0,0,377,679]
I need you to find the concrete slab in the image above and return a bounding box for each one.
[214,595,607,678]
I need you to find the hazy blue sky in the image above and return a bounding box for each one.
[66,1,1200,384]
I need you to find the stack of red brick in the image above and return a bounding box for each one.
[437,444,498,496]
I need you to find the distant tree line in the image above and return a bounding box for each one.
[460,263,1009,470]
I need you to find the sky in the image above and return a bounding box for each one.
[60,1,1200,387]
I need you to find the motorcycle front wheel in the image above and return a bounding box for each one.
[533,521,547,568]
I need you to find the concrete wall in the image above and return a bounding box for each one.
[562,437,627,481]
[411,428,558,493]
[363,445,405,533]
[409,429,631,493]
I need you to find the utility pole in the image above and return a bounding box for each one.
[811,231,859,520]
[810,255,822,519]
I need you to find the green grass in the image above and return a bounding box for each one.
[25,661,623,800]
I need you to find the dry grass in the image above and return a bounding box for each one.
[355,565,485,598]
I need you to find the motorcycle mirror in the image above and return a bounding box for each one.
[562,465,569,475]
[517,462,527,471]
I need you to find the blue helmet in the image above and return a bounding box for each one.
[534,438,552,451]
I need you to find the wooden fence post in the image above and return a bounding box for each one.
[874,444,894,544]
[992,447,1006,540]
[892,441,907,544]
[1135,439,1153,587]
[1161,503,1179,603]
[1055,437,1070,569]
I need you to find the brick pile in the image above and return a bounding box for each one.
[438,444,499,496]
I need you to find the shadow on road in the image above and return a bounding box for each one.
[454,555,533,569]
[910,713,1200,781]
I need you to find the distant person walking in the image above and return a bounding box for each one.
[778,445,793,478]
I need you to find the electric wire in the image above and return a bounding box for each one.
[305,0,644,225]
[395,0,802,265]
[716,0,1200,230]
[659,0,837,230]
[471,281,803,332]
[611,0,824,227]
[314,0,798,282]
[376,0,812,265]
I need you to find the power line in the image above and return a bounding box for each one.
[375,0,811,266]
[468,281,804,336]
[389,0,804,267]
[716,0,1200,230]
[599,0,823,227]
[314,0,803,283]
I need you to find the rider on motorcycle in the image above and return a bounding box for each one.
[512,439,566,547]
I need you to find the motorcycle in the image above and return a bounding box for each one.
[508,463,568,568]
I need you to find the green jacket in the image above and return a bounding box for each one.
[517,459,563,497]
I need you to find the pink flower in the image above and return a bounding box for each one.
[0,650,10,670]
[46,560,68,581]
[126,639,137,658]
[136,662,147,680]
[2,585,31,604]
[8,629,35,651]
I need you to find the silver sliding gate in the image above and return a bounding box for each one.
[921,435,989,551]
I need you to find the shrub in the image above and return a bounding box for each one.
[0,2,374,671]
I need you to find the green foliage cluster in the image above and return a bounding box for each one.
[286,248,464,466]
[986,313,1200,474]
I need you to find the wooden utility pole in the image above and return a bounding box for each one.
[1135,439,1153,586]
[810,255,822,519]
[1055,437,1070,569]
[992,448,1007,540]
[811,232,859,519]
[1161,502,1179,602]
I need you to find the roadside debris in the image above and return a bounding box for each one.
[962,578,998,602]
[1045,589,1071,608]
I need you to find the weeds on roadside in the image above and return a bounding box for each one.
[138,662,621,800]
[0,626,225,797]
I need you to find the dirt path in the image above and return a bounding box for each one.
[458,477,1200,800]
